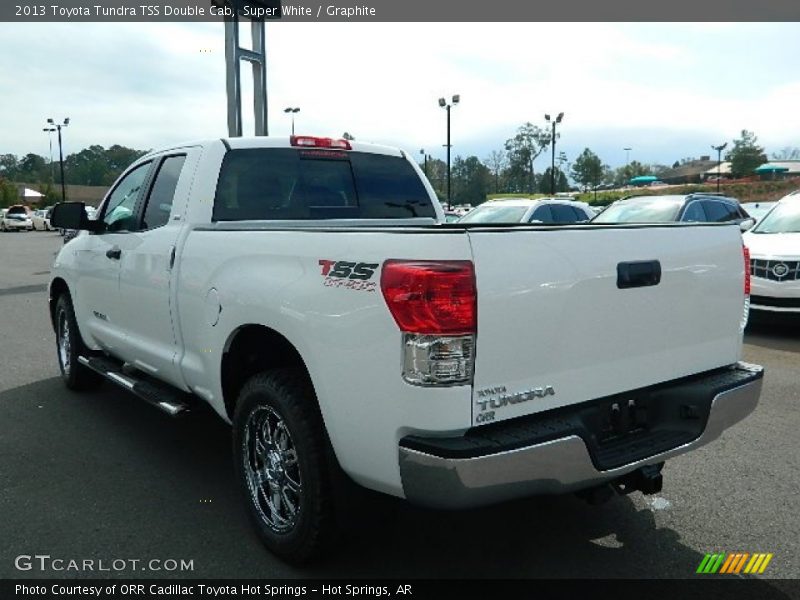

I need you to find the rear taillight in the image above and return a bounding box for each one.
[381,261,476,386]
[290,135,352,150]
[742,245,751,331]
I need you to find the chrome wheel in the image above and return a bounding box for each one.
[243,405,302,533]
[57,308,71,375]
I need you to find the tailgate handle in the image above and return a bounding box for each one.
[617,260,661,289]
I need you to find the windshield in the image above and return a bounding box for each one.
[752,201,800,233]
[458,205,529,223]
[593,198,682,223]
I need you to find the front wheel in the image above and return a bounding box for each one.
[54,294,102,390]
[232,370,336,564]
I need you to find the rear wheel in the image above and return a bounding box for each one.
[54,294,102,390]
[232,370,336,564]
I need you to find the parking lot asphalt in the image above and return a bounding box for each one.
[0,232,798,586]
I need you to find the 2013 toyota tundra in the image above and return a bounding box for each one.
[48,135,764,563]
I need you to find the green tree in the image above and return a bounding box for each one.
[484,150,507,193]
[451,155,492,206]
[504,123,551,194]
[17,153,49,183]
[570,148,606,192]
[612,160,651,186]
[539,167,568,193]
[726,130,767,178]
[0,178,17,208]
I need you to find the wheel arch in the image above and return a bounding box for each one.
[220,324,318,423]
[48,277,71,331]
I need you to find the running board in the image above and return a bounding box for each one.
[78,355,192,417]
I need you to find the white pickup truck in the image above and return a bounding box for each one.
[49,135,763,563]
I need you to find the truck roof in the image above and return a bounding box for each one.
[142,136,405,159]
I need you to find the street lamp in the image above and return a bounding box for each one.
[283,107,300,135]
[712,143,728,193]
[544,112,564,195]
[438,94,459,210]
[419,148,428,177]
[42,127,56,183]
[47,117,69,203]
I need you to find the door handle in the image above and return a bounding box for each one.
[617,260,661,289]
[106,247,122,260]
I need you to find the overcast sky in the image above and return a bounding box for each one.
[1,22,799,169]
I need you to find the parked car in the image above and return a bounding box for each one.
[743,191,800,314]
[740,201,777,224]
[457,197,594,224]
[49,135,762,563]
[593,193,754,228]
[1,205,34,232]
[32,209,53,231]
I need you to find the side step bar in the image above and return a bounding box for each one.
[78,355,192,417]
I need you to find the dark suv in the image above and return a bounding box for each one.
[592,193,752,225]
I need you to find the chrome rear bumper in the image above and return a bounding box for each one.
[399,362,763,509]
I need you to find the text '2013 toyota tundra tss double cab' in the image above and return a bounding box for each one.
[49,135,764,563]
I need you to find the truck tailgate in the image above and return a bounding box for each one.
[467,224,746,426]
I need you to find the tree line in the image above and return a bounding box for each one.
[0,129,793,209]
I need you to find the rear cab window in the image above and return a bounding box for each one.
[213,149,434,221]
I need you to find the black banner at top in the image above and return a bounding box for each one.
[3,0,800,22]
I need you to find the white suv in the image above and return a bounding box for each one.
[743,190,800,314]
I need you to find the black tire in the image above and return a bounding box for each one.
[54,294,103,391]
[232,370,336,564]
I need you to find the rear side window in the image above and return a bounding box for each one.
[702,200,739,222]
[213,149,434,221]
[141,155,186,230]
[550,204,582,223]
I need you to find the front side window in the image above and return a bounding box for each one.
[102,162,151,232]
[681,201,707,222]
[529,205,554,223]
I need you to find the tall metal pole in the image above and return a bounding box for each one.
[550,121,557,195]
[446,105,451,210]
[712,143,727,193]
[57,125,66,203]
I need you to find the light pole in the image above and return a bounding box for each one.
[283,107,300,135]
[47,118,69,203]
[438,94,459,210]
[419,148,428,176]
[545,112,564,195]
[43,127,56,183]
[712,143,728,193]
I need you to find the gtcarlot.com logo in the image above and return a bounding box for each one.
[696,552,773,574]
[15,554,194,572]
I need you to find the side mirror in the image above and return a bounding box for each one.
[50,202,101,232]
[739,218,756,232]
